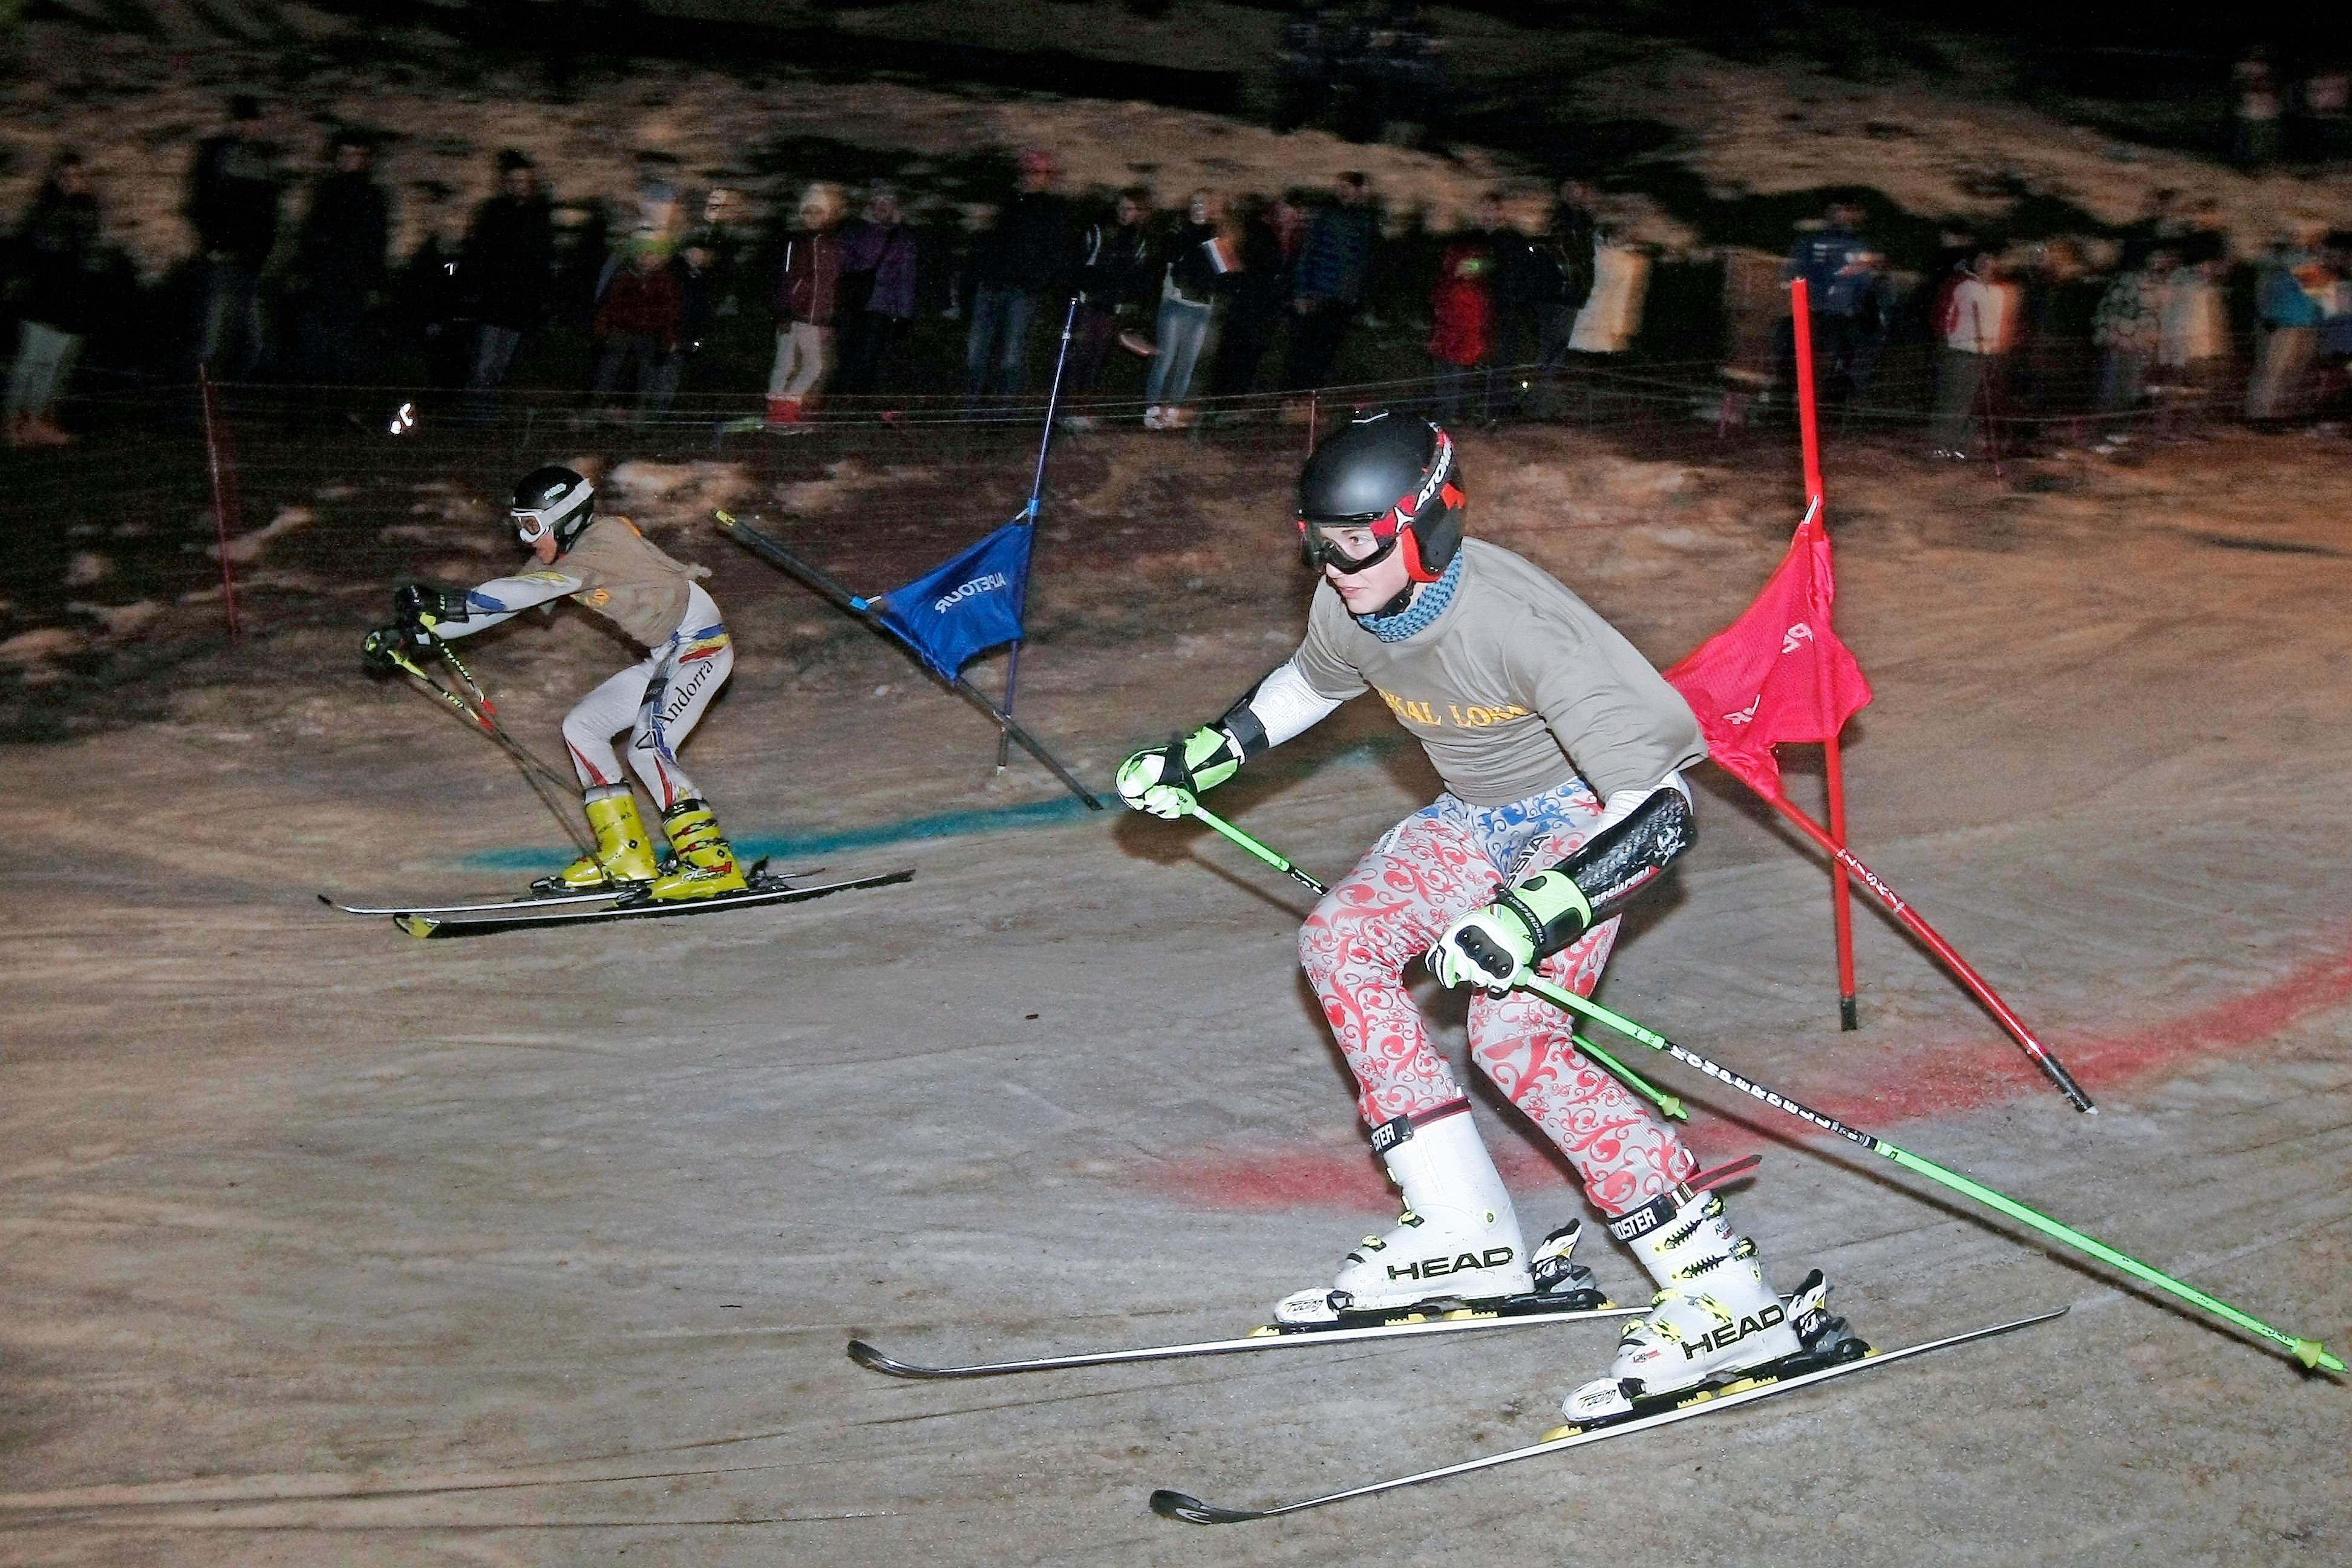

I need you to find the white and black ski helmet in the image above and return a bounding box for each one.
[1295,410,1465,584]
[511,464,595,551]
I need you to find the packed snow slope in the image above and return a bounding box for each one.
[2,421,2348,1564]
[4,5,2350,1560]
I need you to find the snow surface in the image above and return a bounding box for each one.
[5,413,2351,1561]
[3,11,2349,1563]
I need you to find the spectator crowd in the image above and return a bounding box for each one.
[1779,190,2352,458]
[14,75,2352,456]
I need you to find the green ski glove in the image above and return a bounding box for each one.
[1116,725,1245,820]
[1428,869,1595,993]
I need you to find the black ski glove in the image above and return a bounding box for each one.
[361,624,421,671]
[393,583,469,642]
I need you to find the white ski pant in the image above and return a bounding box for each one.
[767,322,832,400]
[561,584,732,811]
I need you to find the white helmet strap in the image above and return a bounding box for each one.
[514,485,589,546]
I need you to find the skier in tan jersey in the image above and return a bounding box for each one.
[382,465,747,903]
[1119,411,1838,1426]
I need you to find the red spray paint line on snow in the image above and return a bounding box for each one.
[1149,928,2352,1213]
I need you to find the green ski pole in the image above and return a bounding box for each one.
[1173,801,2336,1374]
[1179,799,1685,1121]
[1184,799,1330,897]
[1514,970,2342,1375]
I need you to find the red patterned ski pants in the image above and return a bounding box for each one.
[1298,788,1698,1218]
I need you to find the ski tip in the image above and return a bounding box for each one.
[844,1339,890,1371]
[844,1339,923,1377]
[1150,1489,1252,1526]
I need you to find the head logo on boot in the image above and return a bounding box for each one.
[1679,1302,1786,1362]
[1387,1247,1515,1282]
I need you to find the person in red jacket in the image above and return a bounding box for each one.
[1428,237,1493,424]
[587,238,683,424]
[768,182,847,427]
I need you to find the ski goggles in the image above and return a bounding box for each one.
[513,496,586,546]
[1299,520,1399,575]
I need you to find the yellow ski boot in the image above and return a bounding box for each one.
[648,798,750,901]
[536,785,660,892]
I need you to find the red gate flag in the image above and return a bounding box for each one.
[1665,500,1873,800]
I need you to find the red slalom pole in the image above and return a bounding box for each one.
[1790,280,1858,1030]
[198,368,244,644]
[1757,786,2096,1114]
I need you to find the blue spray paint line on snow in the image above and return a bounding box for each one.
[735,796,1100,859]
[462,736,1407,873]
[465,795,1098,872]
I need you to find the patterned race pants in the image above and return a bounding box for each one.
[1298,780,1698,1217]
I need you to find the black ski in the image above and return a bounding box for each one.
[849,1292,1636,1379]
[327,886,622,916]
[321,864,824,918]
[1150,1305,2067,1524]
[391,867,912,938]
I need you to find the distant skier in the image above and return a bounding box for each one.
[1117,411,1831,1425]
[373,465,746,902]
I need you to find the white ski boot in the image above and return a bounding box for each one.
[1561,1180,1821,1426]
[1276,1105,1596,1327]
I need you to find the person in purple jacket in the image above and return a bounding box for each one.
[835,185,920,402]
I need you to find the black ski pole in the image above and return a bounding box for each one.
[714,511,1103,809]
[364,632,591,853]
[998,296,1083,773]
[434,642,579,793]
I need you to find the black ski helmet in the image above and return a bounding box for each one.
[511,464,595,552]
[1295,410,1465,584]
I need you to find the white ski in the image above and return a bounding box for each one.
[1151,1306,2068,1524]
[849,1298,1638,1380]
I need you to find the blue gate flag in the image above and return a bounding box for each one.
[863,520,1033,680]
